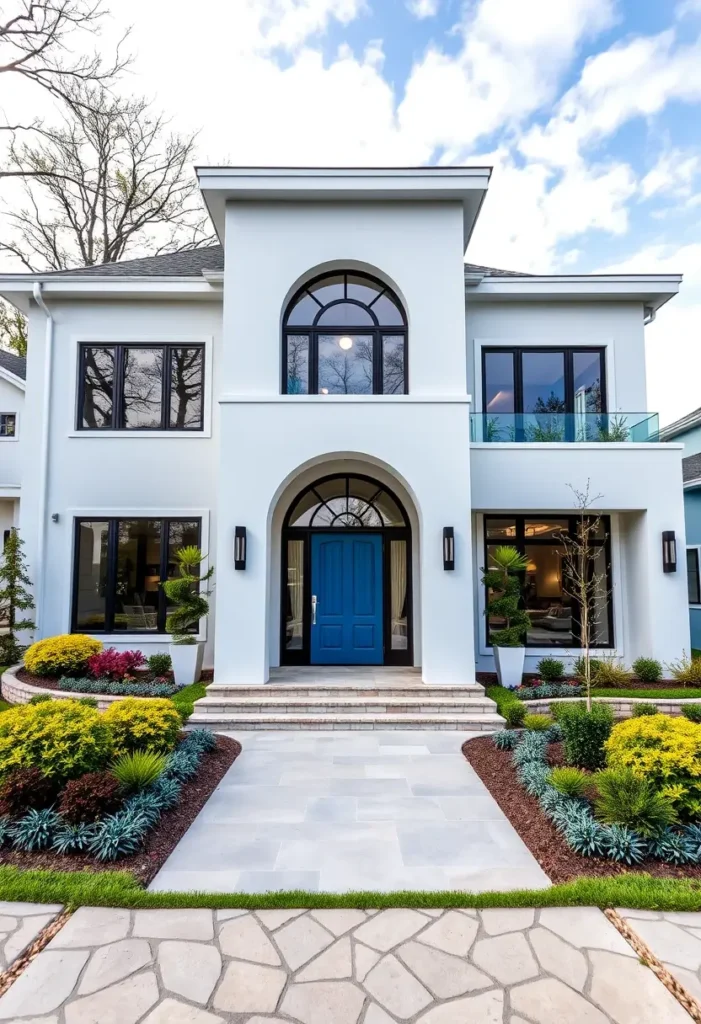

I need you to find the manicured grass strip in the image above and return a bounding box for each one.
[485,685,521,715]
[2,868,701,912]
[591,688,701,700]
[171,682,206,721]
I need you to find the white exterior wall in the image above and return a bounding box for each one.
[21,299,221,665]
[215,200,475,683]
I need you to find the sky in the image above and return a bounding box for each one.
[3,0,701,424]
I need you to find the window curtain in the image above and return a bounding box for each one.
[391,541,407,645]
[287,540,304,642]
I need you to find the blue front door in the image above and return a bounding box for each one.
[311,533,383,665]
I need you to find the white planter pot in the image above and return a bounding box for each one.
[169,643,204,688]
[493,646,525,690]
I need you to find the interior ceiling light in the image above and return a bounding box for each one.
[338,336,354,350]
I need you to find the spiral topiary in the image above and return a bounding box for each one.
[480,546,530,647]
[160,546,214,645]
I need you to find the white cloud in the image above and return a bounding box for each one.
[406,0,439,17]
[521,29,701,168]
[398,0,616,157]
[640,150,701,200]
[677,0,701,17]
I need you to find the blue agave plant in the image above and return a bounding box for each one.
[539,788,568,818]
[601,824,647,865]
[517,762,551,798]
[149,776,182,810]
[183,729,217,753]
[89,809,150,861]
[564,814,607,857]
[544,723,563,743]
[0,815,12,848]
[512,733,548,768]
[682,823,701,861]
[650,828,697,866]
[10,809,61,851]
[125,791,162,827]
[493,730,519,751]
[52,820,98,854]
[164,748,201,782]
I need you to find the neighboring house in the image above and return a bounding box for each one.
[0,349,25,549]
[660,411,701,652]
[0,166,690,682]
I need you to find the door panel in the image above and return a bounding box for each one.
[311,533,383,665]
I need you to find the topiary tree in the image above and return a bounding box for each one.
[481,545,530,647]
[0,529,35,665]
[160,546,214,644]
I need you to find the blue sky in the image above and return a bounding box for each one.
[3,0,701,420]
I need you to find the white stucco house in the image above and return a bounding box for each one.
[0,166,690,699]
[0,350,25,548]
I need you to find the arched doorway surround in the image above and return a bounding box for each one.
[281,472,413,666]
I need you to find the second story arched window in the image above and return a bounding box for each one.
[283,271,407,395]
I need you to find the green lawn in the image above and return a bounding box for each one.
[0,868,700,912]
[591,687,701,700]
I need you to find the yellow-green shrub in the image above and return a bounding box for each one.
[0,700,112,782]
[24,635,102,677]
[523,714,552,732]
[605,714,701,818]
[103,698,181,757]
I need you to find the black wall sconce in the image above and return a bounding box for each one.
[234,527,247,570]
[662,530,677,573]
[443,527,455,571]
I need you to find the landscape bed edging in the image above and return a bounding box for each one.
[519,694,701,718]
[2,664,140,710]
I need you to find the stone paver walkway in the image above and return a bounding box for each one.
[0,905,691,1022]
[619,907,701,1007]
[0,901,63,973]
[150,731,550,893]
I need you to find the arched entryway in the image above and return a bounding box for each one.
[281,473,412,666]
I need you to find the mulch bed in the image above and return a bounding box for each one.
[14,667,214,691]
[463,735,701,883]
[0,735,241,885]
[475,672,692,691]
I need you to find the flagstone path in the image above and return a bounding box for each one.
[0,905,693,1022]
[150,730,550,893]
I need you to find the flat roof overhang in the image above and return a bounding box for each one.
[195,166,492,252]
[465,273,683,313]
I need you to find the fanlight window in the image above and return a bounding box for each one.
[283,271,407,395]
[286,475,407,528]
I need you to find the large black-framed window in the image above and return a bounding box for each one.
[482,347,606,417]
[483,515,613,649]
[78,343,205,431]
[283,271,408,395]
[688,548,701,606]
[72,517,201,634]
[281,474,413,666]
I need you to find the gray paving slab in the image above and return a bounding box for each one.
[150,731,550,893]
[0,906,692,1023]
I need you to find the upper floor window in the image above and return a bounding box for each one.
[78,344,204,431]
[688,547,701,606]
[483,347,605,416]
[0,414,16,438]
[283,271,407,395]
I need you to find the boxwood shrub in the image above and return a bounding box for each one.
[558,701,614,771]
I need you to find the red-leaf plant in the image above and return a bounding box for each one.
[87,648,145,681]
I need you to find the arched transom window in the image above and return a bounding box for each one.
[283,271,407,395]
[286,475,408,528]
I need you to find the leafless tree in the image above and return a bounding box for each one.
[557,480,611,711]
[0,301,27,355]
[2,81,215,270]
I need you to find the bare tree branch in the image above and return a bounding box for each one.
[1,81,216,271]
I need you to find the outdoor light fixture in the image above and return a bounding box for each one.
[662,530,677,573]
[443,527,455,571]
[234,527,247,570]
[338,336,354,350]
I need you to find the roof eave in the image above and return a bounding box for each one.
[0,277,221,310]
[467,274,682,310]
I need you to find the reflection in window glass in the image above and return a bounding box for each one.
[522,351,566,414]
[114,520,162,631]
[370,292,404,326]
[123,348,163,429]
[590,544,611,646]
[75,521,109,629]
[286,293,321,326]
[382,335,405,395]
[286,335,309,394]
[347,275,381,303]
[318,335,373,395]
[484,351,515,413]
[485,519,517,540]
[573,351,603,414]
[390,540,408,650]
[523,544,573,647]
[165,520,200,627]
[524,520,568,539]
[170,348,204,428]
[688,549,701,605]
[82,347,114,428]
[286,540,305,650]
[0,414,16,437]
[309,275,344,305]
[287,476,407,529]
[316,304,374,327]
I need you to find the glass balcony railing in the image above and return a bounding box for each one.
[470,411,660,444]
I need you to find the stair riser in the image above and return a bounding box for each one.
[187,717,504,732]
[206,687,485,700]
[197,704,495,715]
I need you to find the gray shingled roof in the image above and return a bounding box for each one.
[45,244,528,280]
[0,350,26,380]
[684,454,701,483]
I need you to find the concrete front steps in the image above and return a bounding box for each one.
[188,683,506,731]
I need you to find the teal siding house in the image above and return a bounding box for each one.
[661,411,701,652]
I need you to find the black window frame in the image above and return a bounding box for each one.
[0,413,17,437]
[71,516,202,634]
[483,514,614,650]
[482,347,607,416]
[282,271,408,395]
[77,342,205,431]
[688,547,701,606]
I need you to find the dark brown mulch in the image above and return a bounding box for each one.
[16,668,214,691]
[463,735,701,883]
[475,671,688,690]
[0,736,241,885]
